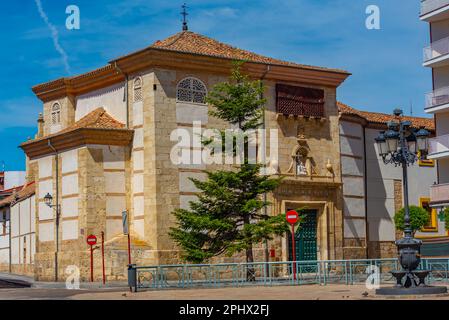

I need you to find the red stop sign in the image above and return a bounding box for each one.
[87,235,97,246]
[286,210,299,224]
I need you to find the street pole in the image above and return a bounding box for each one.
[101,231,105,285]
[399,122,412,239]
[291,224,296,281]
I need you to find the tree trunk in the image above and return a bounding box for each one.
[246,244,256,282]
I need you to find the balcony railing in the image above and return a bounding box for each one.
[424,36,449,62]
[421,0,449,16]
[430,183,449,205]
[425,86,449,110]
[429,134,449,156]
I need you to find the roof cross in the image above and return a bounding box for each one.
[181,3,188,31]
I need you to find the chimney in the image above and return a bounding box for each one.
[37,113,44,138]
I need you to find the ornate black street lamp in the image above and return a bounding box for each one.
[374,109,446,295]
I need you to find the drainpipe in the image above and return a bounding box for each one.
[48,139,60,281]
[260,65,271,266]
[114,62,130,128]
[363,126,369,259]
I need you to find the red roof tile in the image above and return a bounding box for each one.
[142,31,348,74]
[0,182,35,208]
[338,102,434,131]
[23,108,125,145]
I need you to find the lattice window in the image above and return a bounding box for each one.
[51,102,61,125]
[134,77,143,102]
[176,77,207,104]
[276,84,325,117]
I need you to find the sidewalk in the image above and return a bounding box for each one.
[0,272,128,290]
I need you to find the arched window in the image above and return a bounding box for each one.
[134,77,143,102]
[51,103,61,125]
[176,77,207,104]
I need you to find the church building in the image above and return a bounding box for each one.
[20,28,353,281]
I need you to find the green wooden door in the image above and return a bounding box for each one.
[288,210,318,261]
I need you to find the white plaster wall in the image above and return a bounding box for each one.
[62,220,78,240]
[38,180,53,199]
[62,174,78,196]
[439,158,449,183]
[106,220,123,240]
[433,66,449,90]
[176,103,209,124]
[11,237,19,264]
[106,197,126,217]
[39,222,54,242]
[61,149,78,173]
[132,175,144,194]
[62,197,79,218]
[103,146,125,170]
[133,101,143,126]
[133,151,144,171]
[339,122,363,138]
[344,219,366,239]
[133,128,144,148]
[436,112,449,136]
[133,196,144,217]
[179,172,206,193]
[180,195,198,210]
[105,172,126,194]
[10,206,19,238]
[134,220,144,239]
[75,83,126,124]
[38,156,53,178]
[38,202,53,221]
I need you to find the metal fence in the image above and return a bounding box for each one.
[127,258,449,291]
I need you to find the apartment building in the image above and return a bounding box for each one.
[421,1,449,215]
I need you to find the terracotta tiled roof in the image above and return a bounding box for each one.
[24,108,125,144]
[146,31,349,74]
[0,182,35,208]
[338,102,435,131]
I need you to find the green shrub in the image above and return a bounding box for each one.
[394,206,430,233]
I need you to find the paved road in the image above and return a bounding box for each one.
[1,284,449,300]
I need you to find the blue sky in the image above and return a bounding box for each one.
[0,0,431,170]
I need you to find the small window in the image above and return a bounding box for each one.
[176,77,207,104]
[134,77,143,102]
[51,103,61,125]
[420,197,438,232]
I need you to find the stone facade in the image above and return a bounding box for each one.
[20,31,355,281]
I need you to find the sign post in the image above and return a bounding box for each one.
[122,211,131,265]
[101,231,105,285]
[286,210,299,281]
[87,234,97,282]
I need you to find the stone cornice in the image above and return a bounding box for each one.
[20,128,134,160]
[32,49,351,102]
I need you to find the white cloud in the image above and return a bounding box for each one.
[33,0,71,75]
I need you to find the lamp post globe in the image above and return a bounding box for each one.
[416,127,430,153]
[44,193,53,207]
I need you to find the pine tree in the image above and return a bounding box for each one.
[170,63,289,281]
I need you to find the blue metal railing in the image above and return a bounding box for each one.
[128,258,449,291]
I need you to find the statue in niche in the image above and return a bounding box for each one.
[287,144,316,176]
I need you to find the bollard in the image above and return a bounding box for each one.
[128,264,137,292]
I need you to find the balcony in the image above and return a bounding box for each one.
[423,36,449,67]
[430,183,449,207]
[428,134,449,159]
[421,0,449,21]
[425,86,449,113]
